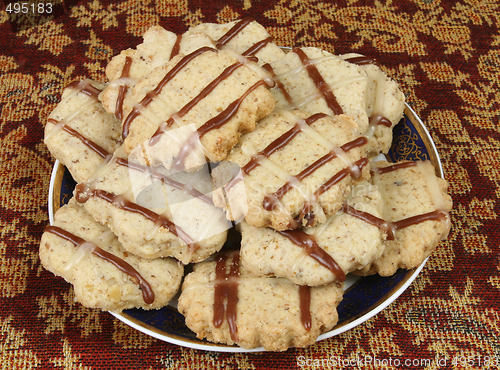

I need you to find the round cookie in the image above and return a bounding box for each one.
[40,199,184,312]
[177,250,343,351]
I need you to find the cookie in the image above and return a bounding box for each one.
[266,47,370,132]
[239,181,385,286]
[212,109,369,230]
[177,250,343,351]
[99,26,215,120]
[44,80,122,183]
[340,53,405,154]
[40,200,183,311]
[189,18,286,65]
[357,160,452,276]
[74,151,230,264]
[120,47,275,169]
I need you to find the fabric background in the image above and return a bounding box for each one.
[1,0,499,368]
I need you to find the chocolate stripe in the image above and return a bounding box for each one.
[170,34,182,60]
[197,80,266,137]
[150,61,247,145]
[172,80,267,169]
[342,204,395,240]
[369,113,392,128]
[75,185,199,250]
[393,210,449,231]
[277,230,346,281]
[47,118,109,159]
[122,46,216,139]
[299,285,312,331]
[342,204,448,240]
[293,48,343,115]
[262,63,293,105]
[215,18,253,48]
[242,36,274,56]
[371,161,417,175]
[312,157,369,199]
[114,158,213,205]
[44,225,155,304]
[213,253,240,342]
[66,80,102,100]
[115,56,133,121]
[262,137,368,210]
[344,55,378,66]
[242,113,329,175]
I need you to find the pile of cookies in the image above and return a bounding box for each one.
[40,19,452,351]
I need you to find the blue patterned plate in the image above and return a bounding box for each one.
[48,104,443,352]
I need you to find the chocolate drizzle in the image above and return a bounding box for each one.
[114,158,214,205]
[44,225,155,304]
[115,56,133,121]
[242,113,329,175]
[66,80,102,100]
[371,161,417,175]
[172,80,266,169]
[342,204,395,239]
[369,113,392,128]
[170,34,182,60]
[75,185,199,251]
[277,230,346,281]
[122,46,216,139]
[149,61,248,145]
[299,285,312,331]
[293,48,343,115]
[262,63,294,105]
[342,204,448,240]
[215,18,252,49]
[213,252,240,341]
[242,36,274,57]
[262,137,368,211]
[47,118,110,159]
[392,210,449,231]
[344,55,378,66]
[312,157,369,199]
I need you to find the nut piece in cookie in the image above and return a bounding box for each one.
[40,200,183,312]
[358,160,452,276]
[120,47,275,169]
[74,151,231,264]
[44,80,122,183]
[212,109,369,230]
[239,182,386,286]
[340,53,405,155]
[178,250,343,351]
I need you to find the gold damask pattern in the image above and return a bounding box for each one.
[1,0,498,368]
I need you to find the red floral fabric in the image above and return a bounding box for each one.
[1,0,498,368]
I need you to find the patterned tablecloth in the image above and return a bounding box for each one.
[1,0,499,368]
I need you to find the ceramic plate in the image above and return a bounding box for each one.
[48,104,443,352]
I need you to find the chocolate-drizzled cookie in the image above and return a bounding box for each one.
[178,250,343,351]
